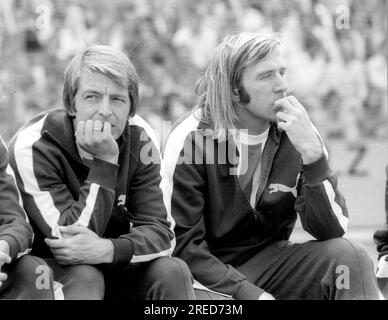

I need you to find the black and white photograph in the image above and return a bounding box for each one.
[0,0,386,313]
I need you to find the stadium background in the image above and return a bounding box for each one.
[0,0,386,262]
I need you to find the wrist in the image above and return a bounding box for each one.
[300,142,323,165]
[301,149,323,164]
[100,239,114,263]
[94,153,119,165]
[0,240,10,257]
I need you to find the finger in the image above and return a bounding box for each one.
[276,111,292,123]
[0,272,7,282]
[274,97,295,113]
[50,248,68,257]
[59,224,87,235]
[52,253,74,265]
[93,120,103,133]
[277,120,288,132]
[57,259,72,266]
[102,122,112,138]
[84,120,94,140]
[0,252,11,264]
[75,121,85,138]
[286,95,305,112]
[44,238,67,249]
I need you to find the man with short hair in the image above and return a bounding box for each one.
[0,136,54,299]
[164,32,380,300]
[9,45,195,300]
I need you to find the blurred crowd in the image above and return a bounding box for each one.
[0,0,386,143]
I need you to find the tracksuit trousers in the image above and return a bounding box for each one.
[196,238,380,300]
[45,256,195,300]
[0,255,54,299]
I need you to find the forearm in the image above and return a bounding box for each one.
[176,242,264,300]
[300,126,325,165]
[95,238,114,264]
[18,158,118,239]
[296,156,349,239]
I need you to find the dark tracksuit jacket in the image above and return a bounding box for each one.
[0,136,33,261]
[374,164,388,277]
[8,109,175,265]
[164,110,349,299]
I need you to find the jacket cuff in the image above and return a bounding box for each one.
[233,280,265,300]
[85,158,119,190]
[0,235,19,260]
[110,238,134,265]
[302,155,331,184]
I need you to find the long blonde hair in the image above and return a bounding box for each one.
[194,32,280,138]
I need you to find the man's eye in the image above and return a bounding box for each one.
[262,73,273,79]
[113,97,125,103]
[85,95,97,101]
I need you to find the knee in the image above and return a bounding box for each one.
[66,265,105,299]
[320,238,374,269]
[67,264,104,286]
[12,255,53,285]
[9,255,55,299]
[145,257,195,299]
[148,257,193,285]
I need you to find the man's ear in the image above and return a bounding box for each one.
[232,88,240,102]
[232,88,246,109]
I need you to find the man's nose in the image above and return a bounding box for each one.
[98,96,112,118]
[274,74,288,96]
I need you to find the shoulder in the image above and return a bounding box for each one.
[10,112,49,155]
[0,135,9,170]
[9,109,66,162]
[165,110,203,150]
[128,114,160,148]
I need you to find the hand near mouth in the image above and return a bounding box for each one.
[274,95,323,164]
[75,119,119,164]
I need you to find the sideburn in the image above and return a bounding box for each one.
[237,85,251,105]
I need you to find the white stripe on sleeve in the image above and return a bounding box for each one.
[128,115,176,262]
[322,180,349,233]
[77,183,100,227]
[377,255,388,278]
[14,115,62,238]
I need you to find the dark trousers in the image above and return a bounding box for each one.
[103,256,195,300]
[45,258,105,300]
[0,255,54,299]
[196,238,380,300]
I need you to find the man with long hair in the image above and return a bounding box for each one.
[164,32,380,299]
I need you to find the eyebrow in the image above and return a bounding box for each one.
[82,90,128,99]
[82,90,102,96]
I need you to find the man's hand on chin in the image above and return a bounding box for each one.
[274,95,324,164]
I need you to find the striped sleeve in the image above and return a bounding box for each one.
[8,115,118,239]
[109,115,175,265]
[0,136,33,260]
[295,155,349,240]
